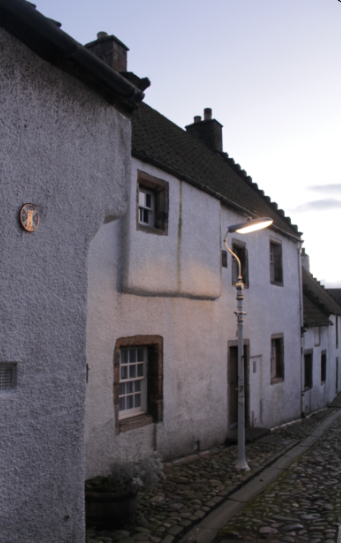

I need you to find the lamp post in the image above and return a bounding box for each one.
[224,217,273,470]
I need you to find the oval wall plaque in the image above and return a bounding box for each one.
[20,204,39,232]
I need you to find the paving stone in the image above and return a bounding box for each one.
[87,404,341,543]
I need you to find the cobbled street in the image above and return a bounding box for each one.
[86,399,341,543]
[215,416,341,543]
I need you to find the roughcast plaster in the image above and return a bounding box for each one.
[0,29,131,543]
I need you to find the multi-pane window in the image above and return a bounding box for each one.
[137,171,169,234]
[270,336,284,382]
[232,242,248,286]
[119,347,147,419]
[321,351,327,384]
[270,241,283,285]
[314,326,321,347]
[139,188,155,227]
[304,352,313,389]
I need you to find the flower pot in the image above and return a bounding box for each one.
[85,488,138,528]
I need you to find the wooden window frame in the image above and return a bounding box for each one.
[270,240,283,286]
[114,335,163,434]
[270,334,284,384]
[232,239,249,288]
[137,171,169,236]
[304,349,313,390]
[321,350,327,384]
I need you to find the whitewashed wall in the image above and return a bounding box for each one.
[302,317,341,414]
[85,157,302,477]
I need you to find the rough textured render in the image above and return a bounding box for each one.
[85,163,302,477]
[0,29,131,543]
[120,159,221,299]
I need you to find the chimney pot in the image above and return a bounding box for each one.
[204,108,212,121]
[97,31,108,40]
[194,116,201,123]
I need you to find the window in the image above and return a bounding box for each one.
[139,189,155,227]
[321,351,327,384]
[270,241,283,285]
[114,336,163,433]
[137,171,169,235]
[232,240,248,287]
[304,351,313,389]
[221,250,227,268]
[119,347,147,418]
[270,335,284,383]
[314,326,321,347]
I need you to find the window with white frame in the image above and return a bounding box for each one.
[137,171,169,235]
[119,347,147,419]
[113,335,164,434]
[138,188,155,227]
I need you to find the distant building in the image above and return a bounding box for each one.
[301,255,341,414]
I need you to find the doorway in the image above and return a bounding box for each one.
[228,342,249,429]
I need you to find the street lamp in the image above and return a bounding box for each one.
[224,217,273,470]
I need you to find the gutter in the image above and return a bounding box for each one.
[0,0,144,110]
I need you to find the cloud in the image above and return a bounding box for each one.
[293,199,341,212]
[308,184,341,192]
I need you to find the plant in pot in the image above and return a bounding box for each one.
[85,447,164,529]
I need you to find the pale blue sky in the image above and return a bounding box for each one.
[37,0,341,286]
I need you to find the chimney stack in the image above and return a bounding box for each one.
[85,32,129,73]
[301,248,310,272]
[185,108,223,152]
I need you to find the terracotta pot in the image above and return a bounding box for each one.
[85,488,138,528]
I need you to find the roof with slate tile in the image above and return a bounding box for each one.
[326,289,341,307]
[302,268,341,327]
[132,103,302,240]
[303,294,332,327]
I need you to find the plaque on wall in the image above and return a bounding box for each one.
[20,204,39,232]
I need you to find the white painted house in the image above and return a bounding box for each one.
[301,253,341,414]
[85,36,305,477]
[0,3,144,542]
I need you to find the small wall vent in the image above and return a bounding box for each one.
[0,363,17,391]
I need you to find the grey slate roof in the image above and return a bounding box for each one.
[326,289,341,307]
[302,268,341,328]
[132,103,301,240]
[303,294,331,327]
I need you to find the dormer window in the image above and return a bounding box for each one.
[137,170,169,235]
[139,188,155,227]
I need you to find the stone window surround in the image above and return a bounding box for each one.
[114,335,163,434]
[136,170,169,236]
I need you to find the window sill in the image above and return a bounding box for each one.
[271,377,284,385]
[270,281,283,287]
[137,224,167,236]
[304,386,312,391]
[118,413,154,433]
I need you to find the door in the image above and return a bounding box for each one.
[229,344,249,429]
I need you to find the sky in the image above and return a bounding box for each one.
[37,0,341,287]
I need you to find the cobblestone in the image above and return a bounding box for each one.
[86,404,340,543]
[215,415,341,543]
